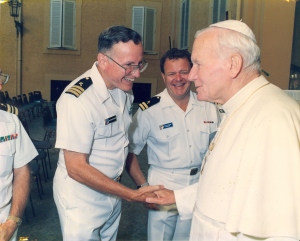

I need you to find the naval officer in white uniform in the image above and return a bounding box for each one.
[127,48,220,241]
[0,69,38,241]
[53,26,162,241]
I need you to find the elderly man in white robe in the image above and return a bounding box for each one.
[146,20,300,241]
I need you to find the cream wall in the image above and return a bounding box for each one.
[0,0,296,100]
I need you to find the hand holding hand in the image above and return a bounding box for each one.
[146,188,176,206]
[131,185,164,204]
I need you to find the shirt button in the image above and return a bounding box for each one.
[189,145,192,148]
[187,129,189,132]
[167,135,169,138]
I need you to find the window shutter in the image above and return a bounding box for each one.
[132,7,145,42]
[219,0,226,21]
[63,0,76,48]
[132,6,156,53]
[179,0,190,49]
[50,0,62,47]
[212,0,227,24]
[144,7,155,52]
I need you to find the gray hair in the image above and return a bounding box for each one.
[195,27,261,73]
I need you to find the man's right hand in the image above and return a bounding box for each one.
[146,188,176,206]
[131,185,164,204]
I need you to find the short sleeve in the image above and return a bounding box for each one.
[14,116,38,168]
[128,108,150,155]
[55,94,94,154]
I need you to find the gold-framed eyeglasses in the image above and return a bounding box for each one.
[102,53,148,75]
[0,72,9,85]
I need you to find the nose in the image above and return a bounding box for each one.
[174,72,182,81]
[131,68,141,78]
[188,66,197,82]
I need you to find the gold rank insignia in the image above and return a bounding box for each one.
[65,77,93,97]
[0,103,19,115]
[139,96,161,111]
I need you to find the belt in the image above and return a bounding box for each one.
[151,165,201,176]
[114,174,122,182]
[190,167,199,176]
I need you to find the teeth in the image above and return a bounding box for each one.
[125,77,135,82]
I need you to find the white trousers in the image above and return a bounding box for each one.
[53,166,121,241]
[190,208,298,241]
[148,166,200,241]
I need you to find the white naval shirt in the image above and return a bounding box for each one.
[129,89,220,170]
[55,62,134,180]
[0,110,37,219]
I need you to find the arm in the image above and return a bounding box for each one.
[0,164,31,241]
[125,152,147,187]
[125,152,158,210]
[64,150,162,203]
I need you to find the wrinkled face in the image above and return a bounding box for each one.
[162,58,191,101]
[98,40,144,92]
[188,31,230,104]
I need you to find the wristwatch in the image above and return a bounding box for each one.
[137,182,149,189]
[6,215,22,226]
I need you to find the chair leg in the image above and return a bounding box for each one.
[46,149,52,170]
[33,174,43,200]
[37,172,44,195]
[24,209,29,223]
[43,157,49,179]
[29,195,36,217]
[37,159,47,182]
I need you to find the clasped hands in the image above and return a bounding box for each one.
[135,185,176,210]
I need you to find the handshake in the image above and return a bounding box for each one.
[133,185,176,210]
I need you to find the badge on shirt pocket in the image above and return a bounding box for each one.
[104,115,117,125]
[159,122,173,130]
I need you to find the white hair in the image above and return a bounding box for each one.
[195,27,261,73]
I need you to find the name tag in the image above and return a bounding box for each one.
[0,133,18,143]
[105,115,117,125]
[159,122,173,130]
[203,121,214,123]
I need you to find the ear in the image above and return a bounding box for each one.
[161,73,166,83]
[97,53,107,70]
[229,54,243,78]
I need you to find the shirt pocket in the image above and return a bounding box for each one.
[154,127,179,156]
[0,141,15,177]
[94,124,112,139]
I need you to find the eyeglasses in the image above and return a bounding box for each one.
[102,53,148,75]
[0,72,9,85]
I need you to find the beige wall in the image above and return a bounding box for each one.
[0,0,296,100]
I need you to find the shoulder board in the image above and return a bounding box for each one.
[139,96,161,111]
[65,77,93,98]
[0,103,19,115]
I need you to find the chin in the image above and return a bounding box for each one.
[120,83,133,92]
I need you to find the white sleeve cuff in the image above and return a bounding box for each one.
[174,183,198,220]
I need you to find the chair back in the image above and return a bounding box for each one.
[33,91,43,101]
[0,91,6,104]
[28,92,34,103]
[17,95,24,106]
[12,96,19,107]
[23,94,29,104]
[42,106,53,125]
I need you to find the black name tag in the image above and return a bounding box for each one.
[105,115,117,125]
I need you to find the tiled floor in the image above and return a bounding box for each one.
[17,110,150,241]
